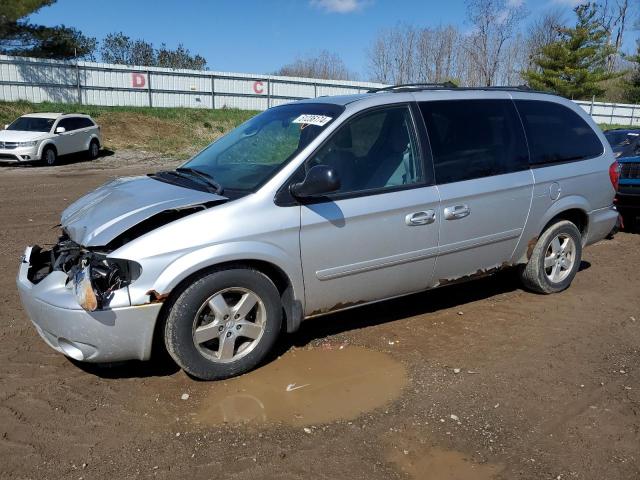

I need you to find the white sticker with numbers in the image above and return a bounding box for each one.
[292,114,333,126]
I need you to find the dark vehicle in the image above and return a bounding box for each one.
[616,154,640,230]
[604,129,640,159]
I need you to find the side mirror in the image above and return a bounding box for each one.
[55,126,66,134]
[290,165,341,198]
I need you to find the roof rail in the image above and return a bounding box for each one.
[368,82,457,93]
[367,83,542,94]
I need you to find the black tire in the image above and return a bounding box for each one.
[164,268,282,380]
[519,220,583,294]
[88,139,100,160]
[42,145,57,166]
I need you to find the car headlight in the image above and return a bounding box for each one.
[17,141,38,147]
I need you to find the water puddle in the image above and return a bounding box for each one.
[390,446,502,480]
[196,346,407,427]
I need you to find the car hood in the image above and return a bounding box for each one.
[0,130,49,142]
[61,175,227,247]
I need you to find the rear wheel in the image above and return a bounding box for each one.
[88,139,100,160]
[519,220,582,294]
[42,146,57,166]
[164,268,282,380]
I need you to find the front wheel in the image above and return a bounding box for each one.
[164,269,282,380]
[42,146,57,166]
[519,220,583,294]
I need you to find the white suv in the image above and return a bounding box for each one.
[0,113,102,166]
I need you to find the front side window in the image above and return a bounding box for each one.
[305,105,423,195]
[515,100,603,165]
[7,117,55,133]
[183,103,343,192]
[419,99,529,185]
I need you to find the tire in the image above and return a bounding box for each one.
[519,220,583,294]
[164,268,282,380]
[88,139,100,160]
[42,145,57,166]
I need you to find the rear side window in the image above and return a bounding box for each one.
[419,100,528,184]
[75,117,95,129]
[515,100,603,165]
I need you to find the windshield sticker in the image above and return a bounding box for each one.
[292,114,333,127]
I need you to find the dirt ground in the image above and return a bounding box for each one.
[0,152,639,480]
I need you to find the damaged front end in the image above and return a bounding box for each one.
[28,234,141,312]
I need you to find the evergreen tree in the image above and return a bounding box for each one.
[523,3,618,99]
[0,0,96,59]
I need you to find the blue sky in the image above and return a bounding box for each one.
[29,0,639,78]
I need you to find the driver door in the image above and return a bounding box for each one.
[297,104,440,316]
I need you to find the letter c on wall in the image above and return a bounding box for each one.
[253,81,264,94]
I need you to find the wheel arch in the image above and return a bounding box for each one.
[515,196,590,264]
[149,259,303,360]
[38,141,57,159]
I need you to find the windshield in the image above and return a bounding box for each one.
[7,117,55,133]
[605,131,638,147]
[182,103,344,191]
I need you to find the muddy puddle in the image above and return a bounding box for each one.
[390,446,503,480]
[196,346,407,427]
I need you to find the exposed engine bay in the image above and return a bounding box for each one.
[27,234,141,312]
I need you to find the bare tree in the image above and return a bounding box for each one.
[597,0,632,72]
[464,0,528,86]
[524,8,565,71]
[276,50,353,80]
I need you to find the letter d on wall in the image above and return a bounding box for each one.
[132,73,147,88]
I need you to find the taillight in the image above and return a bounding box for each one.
[609,160,620,191]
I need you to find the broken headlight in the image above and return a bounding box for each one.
[69,255,141,312]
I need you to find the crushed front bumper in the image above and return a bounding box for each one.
[17,246,162,362]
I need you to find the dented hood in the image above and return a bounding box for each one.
[61,175,226,247]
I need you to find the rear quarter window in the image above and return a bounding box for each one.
[515,100,603,165]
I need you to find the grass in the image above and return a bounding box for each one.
[0,101,257,159]
[0,100,636,158]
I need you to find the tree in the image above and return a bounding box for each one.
[523,3,619,99]
[622,40,640,103]
[0,0,96,59]
[525,8,565,71]
[156,44,206,70]
[464,0,528,86]
[276,50,353,80]
[101,33,155,66]
[100,34,206,70]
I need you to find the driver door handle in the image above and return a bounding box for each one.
[405,210,436,226]
[444,204,471,220]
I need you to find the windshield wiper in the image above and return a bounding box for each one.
[176,167,224,195]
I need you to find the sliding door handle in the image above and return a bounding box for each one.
[444,204,470,220]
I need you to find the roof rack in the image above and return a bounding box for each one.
[367,83,538,94]
[368,82,457,93]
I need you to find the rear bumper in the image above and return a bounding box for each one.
[585,205,618,246]
[17,246,162,362]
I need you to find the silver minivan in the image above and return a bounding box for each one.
[17,86,620,380]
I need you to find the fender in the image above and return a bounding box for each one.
[534,195,590,239]
[513,194,590,264]
[82,133,100,151]
[36,140,56,160]
[127,240,305,309]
